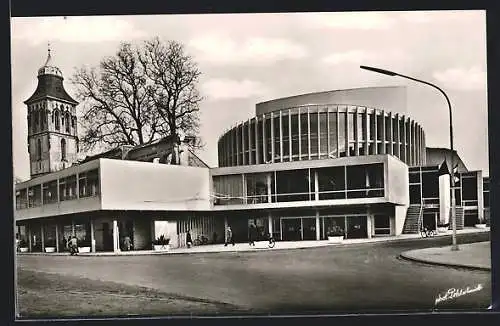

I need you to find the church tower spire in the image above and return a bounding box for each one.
[24,45,79,178]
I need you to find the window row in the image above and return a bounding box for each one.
[213,164,385,205]
[28,109,76,134]
[218,107,425,168]
[15,169,100,209]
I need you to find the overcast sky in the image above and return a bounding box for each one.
[11,10,488,180]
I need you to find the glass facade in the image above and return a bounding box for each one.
[213,163,385,206]
[218,105,425,167]
[15,168,100,210]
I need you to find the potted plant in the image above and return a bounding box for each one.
[327,226,344,244]
[44,238,56,253]
[153,235,170,251]
[78,235,91,253]
[18,239,28,253]
[437,222,449,233]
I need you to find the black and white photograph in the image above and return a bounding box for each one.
[11,10,492,319]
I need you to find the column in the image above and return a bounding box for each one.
[315,211,321,240]
[270,112,275,163]
[55,223,59,252]
[71,220,75,235]
[113,219,120,252]
[268,213,273,238]
[279,110,283,162]
[255,117,260,164]
[381,112,386,154]
[374,111,378,155]
[41,223,45,252]
[90,217,96,253]
[314,170,319,201]
[28,224,32,252]
[366,211,372,239]
[307,107,311,160]
[267,173,272,203]
[289,110,292,162]
[298,108,301,159]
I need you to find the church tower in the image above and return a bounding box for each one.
[24,46,79,178]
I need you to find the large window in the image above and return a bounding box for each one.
[257,118,264,164]
[28,185,42,207]
[213,175,244,205]
[291,112,300,160]
[273,115,281,161]
[245,173,269,204]
[319,112,328,158]
[61,138,66,161]
[54,110,60,130]
[59,175,77,201]
[275,169,310,202]
[282,113,290,159]
[300,111,309,160]
[310,111,319,157]
[346,164,384,198]
[42,180,58,204]
[265,115,272,163]
[250,120,256,164]
[421,170,439,199]
[16,189,28,209]
[317,167,346,200]
[328,112,338,158]
[37,139,42,161]
[461,176,478,201]
[338,112,346,157]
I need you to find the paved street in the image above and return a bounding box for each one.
[17,232,491,314]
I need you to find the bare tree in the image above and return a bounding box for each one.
[72,38,203,162]
[139,38,203,164]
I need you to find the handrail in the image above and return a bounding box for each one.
[417,200,424,231]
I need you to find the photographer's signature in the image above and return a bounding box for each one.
[435,284,483,305]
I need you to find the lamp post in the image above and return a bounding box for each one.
[360,65,459,251]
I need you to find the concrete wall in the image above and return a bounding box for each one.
[256,86,407,115]
[394,205,407,235]
[99,159,211,211]
[385,155,409,206]
[439,174,451,224]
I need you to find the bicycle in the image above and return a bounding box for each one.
[420,227,437,238]
[268,236,276,248]
[193,235,209,246]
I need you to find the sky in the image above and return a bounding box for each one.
[10,10,488,180]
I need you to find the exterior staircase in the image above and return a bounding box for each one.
[403,204,422,234]
[449,206,464,230]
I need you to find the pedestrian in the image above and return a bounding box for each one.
[224,226,235,246]
[123,235,132,251]
[186,229,193,248]
[248,223,256,246]
[69,235,79,255]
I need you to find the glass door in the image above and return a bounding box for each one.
[346,216,367,239]
[281,218,301,241]
[302,218,316,240]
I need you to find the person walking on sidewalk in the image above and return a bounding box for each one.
[186,230,193,248]
[248,223,256,246]
[225,226,235,246]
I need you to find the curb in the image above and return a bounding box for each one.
[17,230,489,257]
[399,252,491,272]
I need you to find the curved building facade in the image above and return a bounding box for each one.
[218,90,426,168]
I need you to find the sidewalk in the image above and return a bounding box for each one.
[400,241,491,271]
[18,227,490,257]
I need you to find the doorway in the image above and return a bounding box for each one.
[282,218,301,241]
[302,218,316,240]
[102,222,113,251]
[422,212,437,230]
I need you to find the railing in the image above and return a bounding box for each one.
[213,187,385,205]
[417,200,424,231]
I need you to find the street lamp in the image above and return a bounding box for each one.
[360,65,459,251]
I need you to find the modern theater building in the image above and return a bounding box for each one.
[14,52,490,253]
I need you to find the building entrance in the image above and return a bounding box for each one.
[302,218,316,240]
[281,218,301,241]
[422,212,437,230]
